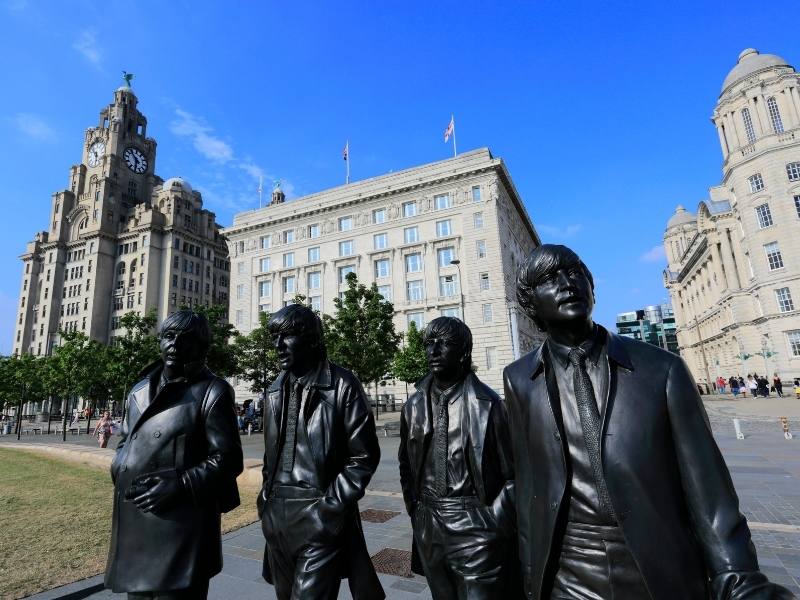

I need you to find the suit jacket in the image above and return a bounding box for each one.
[105,360,243,593]
[399,372,516,574]
[257,360,384,600]
[503,330,793,600]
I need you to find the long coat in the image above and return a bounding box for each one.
[257,360,385,600]
[105,361,243,593]
[503,330,793,600]
[398,372,516,576]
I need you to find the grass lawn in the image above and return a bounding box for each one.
[0,447,259,600]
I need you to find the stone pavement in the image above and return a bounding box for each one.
[11,396,800,598]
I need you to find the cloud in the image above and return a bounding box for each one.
[73,29,101,65]
[536,223,583,240]
[639,245,666,263]
[170,108,233,163]
[13,113,54,140]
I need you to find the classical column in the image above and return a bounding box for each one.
[723,112,741,148]
[719,233,741,290]
[776,89,795,131]
[727,228,749,287]
[715,121,729,158]
[785,86,800,129]
[755,94,771,134]
[790,86,800,127]
[710,241,730,291]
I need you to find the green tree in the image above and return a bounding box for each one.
[49,331,97,441]
[108,310,160,418]
[1,353,47,438]
[324,272,400,419]
[190,304,241,378]
[232,311,281,398]
[392,321,429,400]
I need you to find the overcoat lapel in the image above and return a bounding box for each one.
[464,373,491,500]
[411,374,434,489]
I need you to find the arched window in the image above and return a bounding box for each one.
[741,107,756,144]
[766,97,784,134]
[117,262,126,276]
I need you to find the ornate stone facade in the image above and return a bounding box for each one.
[225,148,542,401]
[13,84,230,366]
[664,49,800,390]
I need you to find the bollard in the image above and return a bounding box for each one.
[779,416,793,440]
[733,418,745,440]
[247,422,252,436]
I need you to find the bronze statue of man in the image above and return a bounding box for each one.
[258,304,384,600]
[504,244,793,600]
[105,310,244,599]
[399,316,517,599]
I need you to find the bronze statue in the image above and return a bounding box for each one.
[399,317,517,599]
[258,304,384,600]
[503,244,794,600]
[104,310,244,599]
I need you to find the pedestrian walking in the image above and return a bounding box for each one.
[93,411,113,448]
[773,373,784,398]
[729,375,740,397]
[794,379,800,399]
[758,375,770,397]
[747,375,758,398]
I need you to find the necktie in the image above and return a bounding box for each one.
[281,381,301,472]
[568,347,615,521]
[434,391,449,496]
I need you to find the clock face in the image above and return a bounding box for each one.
[124,147,148,174]
[88,141,105,168]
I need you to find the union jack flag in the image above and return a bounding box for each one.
[444,115,454,142]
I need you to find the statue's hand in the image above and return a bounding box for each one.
[128,470,184,514]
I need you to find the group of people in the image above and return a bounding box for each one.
[102,244,794,600]
[726,374,788,398]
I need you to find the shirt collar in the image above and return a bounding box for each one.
[289,359,330,390]
[546,324,606,369]
[430,378,463,405]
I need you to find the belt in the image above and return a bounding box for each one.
[419,494,482,509]
[562,521,626,550]
[269,485,324,499]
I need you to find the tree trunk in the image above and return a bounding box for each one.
[61,394,68,442]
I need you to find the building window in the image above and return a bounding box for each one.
[787,162,800,182]
[437,247,455,267]
[439,275,458,297]
[476,240,487,259]
[283,252,294,268]
[308,246,320,262]
[308,224,320,239]
[404,226,419,244]
[485,347,497,369]
[748,173,764,193]
[339,265,356,283]
[776,287,795,312]
[259,280,272,297]
[377,285,392,301]
[765,242,784,270]
[407,312,424,330]
[787,331,800,357]
[306,271,320,290]
[260,235,272,249]
[308,296,321,311]
[373,208,386,224]
[235,310,243,326]
[482,303,494,323]
[259,303,271,314]
[172,274,178,287]
[283,276,296,294]
[405,253,422,273]
[741,108,756,144]
[374,259,390,279]
[795,195,800,219]
[237,261,245,275]
[472,186,481,202]
[283,229,295,244]
[260,257,271,272]
[374,233,388,249]
[479,272,490,290]
[402,201,417,218]
[339,240,354,256]
[755,203,774,228]
[436,220,451,237]
[441,307,460,318]
[474,212,484,229]
[766,96,784,133]
[434,194,451,210]
[339,216,353,231]
[406,280,424,301]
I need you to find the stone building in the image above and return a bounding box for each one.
[663,48,800,390]
[13,82,230,374]
[224,148,542,402]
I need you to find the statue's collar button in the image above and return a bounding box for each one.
[153,431,161,438]
[132,433,138,440]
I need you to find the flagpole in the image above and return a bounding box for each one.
[452,114,457,158]
[346,140,350,184]
[258,175,263,208]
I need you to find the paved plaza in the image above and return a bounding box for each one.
[6,395,800,599]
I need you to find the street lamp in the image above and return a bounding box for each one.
[449,259,465,325]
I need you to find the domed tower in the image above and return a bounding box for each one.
[663,205,697,270]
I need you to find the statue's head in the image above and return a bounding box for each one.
[158,310,211,370]
[516,244,595,333]
[268,304,326,374]
[422,317,472,383]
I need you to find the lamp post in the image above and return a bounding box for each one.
[450,259,465,325]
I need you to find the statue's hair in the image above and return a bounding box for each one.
[159,310,212,354]
[267,304,327,360]
[422,316,472,368]
[516,244,594,332]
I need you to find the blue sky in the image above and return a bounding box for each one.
[1,0,799,354]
